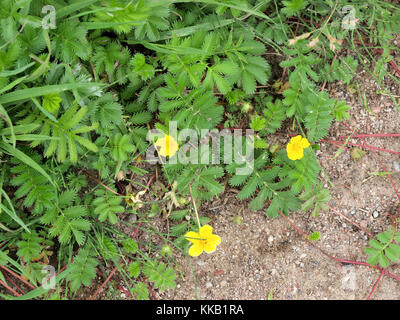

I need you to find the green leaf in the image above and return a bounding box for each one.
[123,239,139,254]
[142,261,176,292]
[66,247,99,292]
[128,261,141,278]
[309,231,321,241]
[0,141,57,189]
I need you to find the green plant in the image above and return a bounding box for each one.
[365,228,400,268]
[0,0,399,300]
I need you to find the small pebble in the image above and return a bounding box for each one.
[205,282,213,288]
[372,211,379,219]
[197,260,205,266]
[268,235,274,243]
[393,161,400,172]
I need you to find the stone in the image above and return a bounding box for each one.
[393,161,400,172]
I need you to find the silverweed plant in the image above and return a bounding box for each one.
[0,0,399,299]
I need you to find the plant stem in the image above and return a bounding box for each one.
[189,184,201,229]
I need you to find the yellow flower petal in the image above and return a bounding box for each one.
[199,224,213,237]
[184,231,201,244]
[290,135,302,144]
[203,234,221,253]
[296,148,304,160]
[301,137,310,149]
[204,242,217,253]
[185,225,221,257]
[287,143,302,160]
[287,135,308,160]
[211,234,221,246]
[154,134,179,157]
[188,244,204,257]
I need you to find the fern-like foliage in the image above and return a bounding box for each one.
[150,29,271,94]
[10,154,56,214]
[299,184,331,217]
[131,54,156,81]
[91,41,130,84]
[1,0,393,297]
[250,98,286,134]
[157,75,223,131]
[320,56,358,84]
[275,149,320,194]
[66,246,99,292]
[227,150,300,217]
[96,235,118,261]
[110,133,137,178]
[304,91,335,142]
[92,0,170,39]
[142,260,177,291]
[28,104,98,163]
[88,93,122,130]
[92,188,124,224]
[41,190,91,245]
[172,165,225,201]
[16,230,43,262]
[51,20,91,63]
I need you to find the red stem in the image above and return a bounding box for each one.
[89,262,120,300]
[148,282,159,300]
[83,170,124,196]
[88,172,157,300]
[117,284,132,298]
[2,270,25,295]
[341,122,400,203]
[0,278,21,297]
[321,139,400,156]
[367,270,384,300]
[0,265,36,290]
[277,209,400,294]
[329,206,373,238]
[337,133,400,139]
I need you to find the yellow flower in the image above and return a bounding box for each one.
[154,134,179,157]
[286,135,310,160]
[184,225,221,257]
